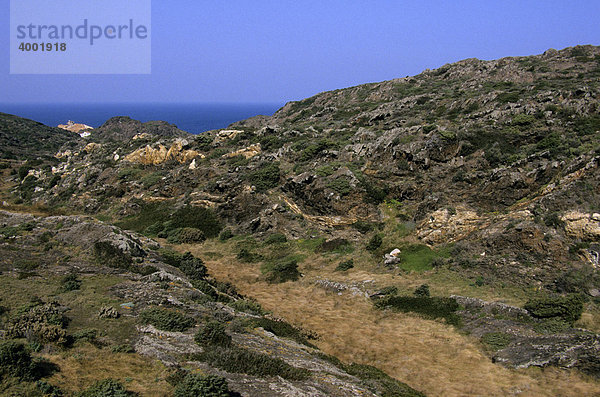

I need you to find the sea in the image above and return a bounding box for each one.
[0,103,283,134]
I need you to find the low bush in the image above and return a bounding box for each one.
[413,284,430,298]
[335,259,354,272]
[196,346,310,380]
[248,162,280,192]
[229,299,265,315]
[174,373,232,397]
[366,234,382,252]
[176,227,206,244]
[75,379,137,397]
[344,362,426,397]
[58,273,81,293]
[524,294,584,325]
[0,341,36,380]
[236,248,263,263]
[139,307,195,332]
[265,233,287,244]
[194,321,232,347]
[373,295,461,326]
[248,317,312,346]
[263,258,300,283]
[177,252,208,281]
[218,228,234,241]
[7,302,69,344]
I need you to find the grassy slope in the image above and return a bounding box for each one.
[176,236,600,397]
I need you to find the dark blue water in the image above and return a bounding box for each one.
[0,103,283,134]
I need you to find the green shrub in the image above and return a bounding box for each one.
[344,362,426,397]
[543,212,565,229]
[265,233,287,244]
[481,332,512,351]
[229,299,265,315]
[524,295,584,324]
[335,259,354,272]
[7,302,69,344]
[194,321,231,347]
[511,113,536,126]
[248,318,312,346]
[140,172,163,188]
[366,234,382,252]
[248,163,280,192]
[352,220,375,234]
[139,307,195,332]
[58,273,81,293]
[236,248,263,263]
[413,284,430,298]
[176,227,206,244]
[496,91,521,103]
[264,258,300,283]
[174,373,232,397]
[36,380,64,396]
[170,206,222,238]
[75,379,137,397]
[373,295,460,326]
[0,341,35,380]
[327,178,352,195]
[218,229,234,241]
[177,252,208,281]
[196,346,310,380]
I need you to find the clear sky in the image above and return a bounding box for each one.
[1,0,599,104]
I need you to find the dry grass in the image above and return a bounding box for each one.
[182,239,600,397]
[43,345,173,396]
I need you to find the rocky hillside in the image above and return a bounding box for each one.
[1,44,600,395]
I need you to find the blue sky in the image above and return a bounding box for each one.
[1,0,599,104]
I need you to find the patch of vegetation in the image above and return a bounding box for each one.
[236,248,263,263]
[352,220,375,234]
[140,172,163,188]
[335,259,354,272]
[194,321,232,347]
[7,302,69,344]
[0,341,38,380]
[372,294,461,326]
[228,299,265,315]
[366,234,382,252]
[175,227,206,244]
[218,228,234,241]
[58,273,81,293]
[316,238,352,253]
[195,346,310,381]
[413,284,430,298]
[174,373,233,397]
[524,294,584,325]
[248,317,313,346]
[481,332,512,351]
[344,363,426,397]
[327,178,352,195]
[121,203,221,239]
[139,307,195,332]
[397,244,450,272]
[75,379,137,397]
[248,162,280,192]
[264,233,287,244]
[262,257,300,283]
